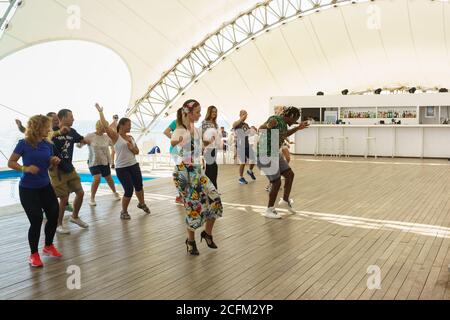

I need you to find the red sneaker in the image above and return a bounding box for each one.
[29,253,43,268]
[43,245,63,258]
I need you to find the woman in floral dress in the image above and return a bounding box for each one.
[171,99,223,256]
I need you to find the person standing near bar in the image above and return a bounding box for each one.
[8,115,63,267]
[95,103,151,219]
[201,105,219,190]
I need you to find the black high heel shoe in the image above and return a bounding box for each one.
[185,239,199,255]
[200,231,218,249]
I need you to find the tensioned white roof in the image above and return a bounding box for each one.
[0,0,259,109]
[2,0,450,128]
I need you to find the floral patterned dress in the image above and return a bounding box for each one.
[172,127,223,231]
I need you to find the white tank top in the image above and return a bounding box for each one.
[114,135,138,169]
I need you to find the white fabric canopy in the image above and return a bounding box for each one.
[2,0,450,126]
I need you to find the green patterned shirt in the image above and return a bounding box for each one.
[257,115,288,158]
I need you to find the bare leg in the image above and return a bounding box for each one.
[104,175,117,193]
[135,189,145,204]
[205,218,215,235]
[268,178,281,208]
[71,190,85,219]
[58,196,68,226]
[122,196,131,213]
[239,164,245,177]
[282,169,295,202]
[91,175,101,201]
[187,229,195,241]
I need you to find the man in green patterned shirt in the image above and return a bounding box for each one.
[257,107,309,219]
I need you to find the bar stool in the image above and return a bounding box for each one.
[335,136,349,157]
[321,137,335,157]
[365,137,377,159]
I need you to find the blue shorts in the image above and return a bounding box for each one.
[89,165,111,177]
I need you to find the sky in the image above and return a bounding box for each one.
[0,40,232,164]
[0,40,132,127]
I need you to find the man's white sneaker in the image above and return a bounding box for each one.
[89,200,97,206]
[113,192,121,201]
[56,225,70,234]
[69,217,89,228]
[278,198,296,214]
[264,207,282,219]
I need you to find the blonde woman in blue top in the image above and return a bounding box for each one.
[8,115,63,268]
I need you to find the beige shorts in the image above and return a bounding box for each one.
[49,168,83,198]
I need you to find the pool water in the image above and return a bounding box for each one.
[0,170,154,207]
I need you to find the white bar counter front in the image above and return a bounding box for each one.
[295,125,450,158]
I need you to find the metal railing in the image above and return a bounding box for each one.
[0,0,19,41]
[126,0,365,140]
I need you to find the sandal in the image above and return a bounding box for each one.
[120,211,131,220]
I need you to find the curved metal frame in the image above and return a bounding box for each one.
[0,0,20,40]
[127,0,370,138]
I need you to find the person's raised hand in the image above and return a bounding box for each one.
[297,121,310,130]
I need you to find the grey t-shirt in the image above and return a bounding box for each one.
[85,133,113,167]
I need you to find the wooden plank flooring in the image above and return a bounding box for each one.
[0,155,450,300]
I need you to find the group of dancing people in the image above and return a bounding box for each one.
[165,100,309,254]
[9,106,151,267]
[8,99,309,266]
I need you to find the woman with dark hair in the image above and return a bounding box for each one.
[171,99,223,255]
[201,105,219,189]
[95,103,150,220]
[8,115,63,267]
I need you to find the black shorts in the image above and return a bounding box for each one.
[89,165,111,177]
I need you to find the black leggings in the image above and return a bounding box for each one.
[205,148,218,189]
[116,163,143,198]
[19,184,59,254]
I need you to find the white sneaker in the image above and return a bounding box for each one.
[69,217,89,228]
[264,207,282,219]
[56,225,70,234]
[113,192,121,201]
[278,198,296,214]
[89,200,97,206]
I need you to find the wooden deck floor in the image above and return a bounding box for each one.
[1,156,450,300]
